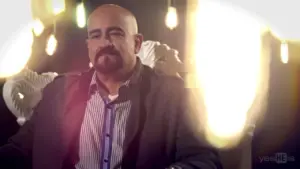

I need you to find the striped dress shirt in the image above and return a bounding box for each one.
[75,72,132,169]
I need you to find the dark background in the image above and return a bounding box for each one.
[28,0,187,73]
[1,0,300,169]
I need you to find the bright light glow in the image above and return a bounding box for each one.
[18,93,24,99]
[46,34,57,56]
[280,41,288,64]
[51,0,65,15]
[0,1,34,78]
[193,0,267,148]
[89,62,93,68]
[165,6,178,30]
[225,0,300,41]
[32,19,45,36]
[76,2,86,28]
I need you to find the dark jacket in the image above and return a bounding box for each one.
[0,64,222,169]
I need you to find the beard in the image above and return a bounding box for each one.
[93,52,123,74]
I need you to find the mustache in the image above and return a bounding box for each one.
[95,46,121,60]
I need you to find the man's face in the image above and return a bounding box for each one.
[86,12,142,74]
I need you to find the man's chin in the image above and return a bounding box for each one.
[94,65,120,74]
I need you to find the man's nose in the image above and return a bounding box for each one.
[98,36,113,48]
[94,37,113,53]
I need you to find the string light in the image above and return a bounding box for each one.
[280,41,289,64]
[165,0,178,30]
[46,34,57,56]
[76,2,86,28]
[46,9,58,56]
[32,19,44,36]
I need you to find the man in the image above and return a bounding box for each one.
[0,4,222,169]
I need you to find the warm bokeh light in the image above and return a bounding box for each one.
[0,1,34,78]
[165,6,178,30]
[89,62,93,68]
[51,0,65,15]
[32,19,45,36]
[76,2,86,28]
[18,93,24,100]
[280,41,289,64]
[46,34,58,56]
[191,0,269,148]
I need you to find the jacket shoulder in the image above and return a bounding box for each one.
[144,68,186,101]
[150,70,185,90]
[53,71,82,82]
[43,71,86,93]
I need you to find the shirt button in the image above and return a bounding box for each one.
[106,105,112,109]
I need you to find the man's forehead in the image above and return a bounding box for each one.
[88,17,121,28]
[87,5,138,33]
[88,15,135,34]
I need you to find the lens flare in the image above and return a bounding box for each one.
[51,0,65,15]
[190,0,269,148]
[0,1,34,78]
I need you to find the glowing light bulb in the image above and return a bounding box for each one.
[46,34,57,56]
[280,41,288,64]
[32,19,44,36]
[76,2,86,28]
[165,6,178,30]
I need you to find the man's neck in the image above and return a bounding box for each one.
[95,73,122,95]
[96,67,135,95]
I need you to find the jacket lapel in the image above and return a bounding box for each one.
[61,70,93,166]
[59,63,151,168]
[122,66,152,169]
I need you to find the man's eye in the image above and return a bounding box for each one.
[91,35,100,39]
[110,32,123,36]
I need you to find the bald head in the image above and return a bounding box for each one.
[86,4,143,77]
[88,4,138,34]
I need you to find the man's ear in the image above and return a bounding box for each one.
[134,33,144,54]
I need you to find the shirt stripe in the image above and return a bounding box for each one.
[75,72,132,169]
